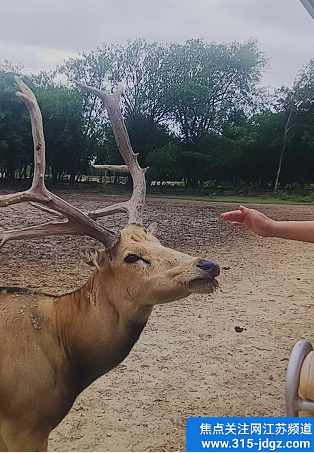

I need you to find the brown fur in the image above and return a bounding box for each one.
[0,225,218,451]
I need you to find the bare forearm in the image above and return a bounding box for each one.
[221,206,314,242]
[269,221,314,243]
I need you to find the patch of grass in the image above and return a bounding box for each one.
[3,178,314,205]
[148,191,314,205]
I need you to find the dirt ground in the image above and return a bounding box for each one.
[1,193,314,452]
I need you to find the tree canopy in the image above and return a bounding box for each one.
[0,39,313,192]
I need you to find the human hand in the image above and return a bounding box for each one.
[221,205,275,237]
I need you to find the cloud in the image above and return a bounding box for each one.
[0,43,79,73]
[0,0,313,88]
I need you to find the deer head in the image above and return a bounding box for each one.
[0,77,220,305]
[79,224,219,309]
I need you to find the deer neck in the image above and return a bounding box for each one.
[55,269,153,392]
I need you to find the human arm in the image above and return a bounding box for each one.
[221,205,314,243]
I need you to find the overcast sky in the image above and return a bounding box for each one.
[0,0,313,89]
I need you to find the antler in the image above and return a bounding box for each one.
[0,77,120,250]
[74,82,147,225]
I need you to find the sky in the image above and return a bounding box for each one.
[0,0,313,89]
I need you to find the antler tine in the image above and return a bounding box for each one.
[0,76,47,208]
[14,76,46,191]
[0,77,120,250]
[0,220,83,249]
[30,202,66,219]
[93,164,129,173]
[75,81,147,226]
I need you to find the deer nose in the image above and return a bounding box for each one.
[197,260,220,278]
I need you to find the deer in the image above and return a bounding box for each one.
[0,77,220,452]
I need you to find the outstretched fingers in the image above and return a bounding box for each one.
[221,205,253,222]
[221,210,245,222]
[231,221,246,227]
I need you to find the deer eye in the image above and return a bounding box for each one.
[124,254,142,264]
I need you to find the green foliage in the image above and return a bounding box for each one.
[0,45,314,192]
[0,69,96,183]
[147,142,182,183]
[0,67,32,179]
[166,39,267,141]
[60,38,267,175]
[60,39,172,162]
[35,84,91,183]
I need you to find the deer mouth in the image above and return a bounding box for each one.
[189,276,219,293]
[189,260,220,293]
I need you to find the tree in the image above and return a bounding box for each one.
[236,111,284,187]
[164,39,268,188]
[35,84,92,185]
[0,64,32,180]
[147,142,182,185]
[60,39,173,165]
[274,59,314,192]
[167,39,268,143]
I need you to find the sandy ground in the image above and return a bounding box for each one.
[1,193,314,452]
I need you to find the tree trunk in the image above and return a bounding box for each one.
[274,103,294,194]
[198,178,204,195]
[7,163,15,181]
[69,172,76,187]
[51,167,58,182]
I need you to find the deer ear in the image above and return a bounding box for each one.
[78,247,107,270]
[147,222,158,235]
